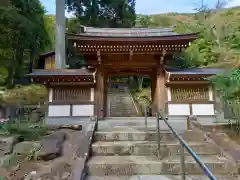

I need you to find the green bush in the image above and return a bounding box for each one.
[0,121,49,141]
[131,88,151,106]
[1,84,48,106]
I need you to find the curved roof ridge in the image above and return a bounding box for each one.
[80,25,176,33]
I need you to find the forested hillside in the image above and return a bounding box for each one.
[134,7,240,100]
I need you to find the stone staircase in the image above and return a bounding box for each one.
[86,124,239,179]
[108,87,138,117]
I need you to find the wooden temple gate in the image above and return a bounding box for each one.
[67,27,199,118]
[29,27,222,121]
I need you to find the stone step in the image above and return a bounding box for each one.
[94,130,206,142]
[86,175,240,180]
[87,155,236,176]
[91,141,220,156]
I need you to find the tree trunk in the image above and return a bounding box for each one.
[137,77,144,90]
[6,49,16,89]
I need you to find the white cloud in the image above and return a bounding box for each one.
[226,0,240,7]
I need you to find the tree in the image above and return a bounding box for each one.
[135,15,151,28]
[66,0,136,28]
[67,17,81,33]
[44,15,56,50]
[210,69,240,101]
[0,0,50,88]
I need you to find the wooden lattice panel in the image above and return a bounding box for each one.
[171,87,209,102]
[53,88,90,102]
[73,44,189,53]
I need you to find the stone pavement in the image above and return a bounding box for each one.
[45,116,218,131]
[98,117,188,131]
[45,117,189,132]
[87,175,240,180]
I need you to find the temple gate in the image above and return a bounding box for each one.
[28,26,223,122]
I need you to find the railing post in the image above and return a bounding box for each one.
[108,99,111,117]
[95,116,98,131]
[187,116,191,130]
[180,143,186,180]
[144,106,147,129]
[156,112,161,159]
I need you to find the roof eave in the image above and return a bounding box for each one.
[66,33,199,42]
[169,73,216,77]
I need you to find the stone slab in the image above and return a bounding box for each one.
[94,130,205,142]
[97,119,188,131]
[91,141,219,156]
[87,155,236,175]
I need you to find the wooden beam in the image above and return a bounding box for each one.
[129,50,133,61]
[165,81,210,85]
[47,82,95,86]
[160,50,166,65]
[107,72,152,76]
[75,51,175,55]
[97,50,101,64]
[103,63,156,67]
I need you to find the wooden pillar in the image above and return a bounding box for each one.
[152,66,166,115]
[151,73,157,115]
[103,76,108,117]
[95,69,105,119]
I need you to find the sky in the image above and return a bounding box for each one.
[40,0,240,17]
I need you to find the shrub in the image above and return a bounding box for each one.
[0,121,49,141]
[1,84,48,106]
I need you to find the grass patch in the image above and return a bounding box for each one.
[131,88,151,105]
[131,88,151,116]
[0,121,50,141]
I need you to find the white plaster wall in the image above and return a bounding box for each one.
[48,88,53,102]
[72,105,94,116]
[192,104,215,116]
[209,86,213,101]
[90,88,94,101]
[167,87,171,101]
[168,104,190,116]
[48,105,71,117]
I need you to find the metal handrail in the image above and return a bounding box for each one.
[156,111,217,180]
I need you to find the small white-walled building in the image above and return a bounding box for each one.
[28,69,96,120]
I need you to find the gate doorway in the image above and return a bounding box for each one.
[106,76,153,117]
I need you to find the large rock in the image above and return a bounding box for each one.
[37,131,66,161]
[0,154,11,167]
[0,136,17,157]
[13,141,41,155]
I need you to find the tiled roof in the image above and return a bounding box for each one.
[27,69,94,76]
[78,26,179,37]
[165,67,225,75]
[40,50,55,57]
